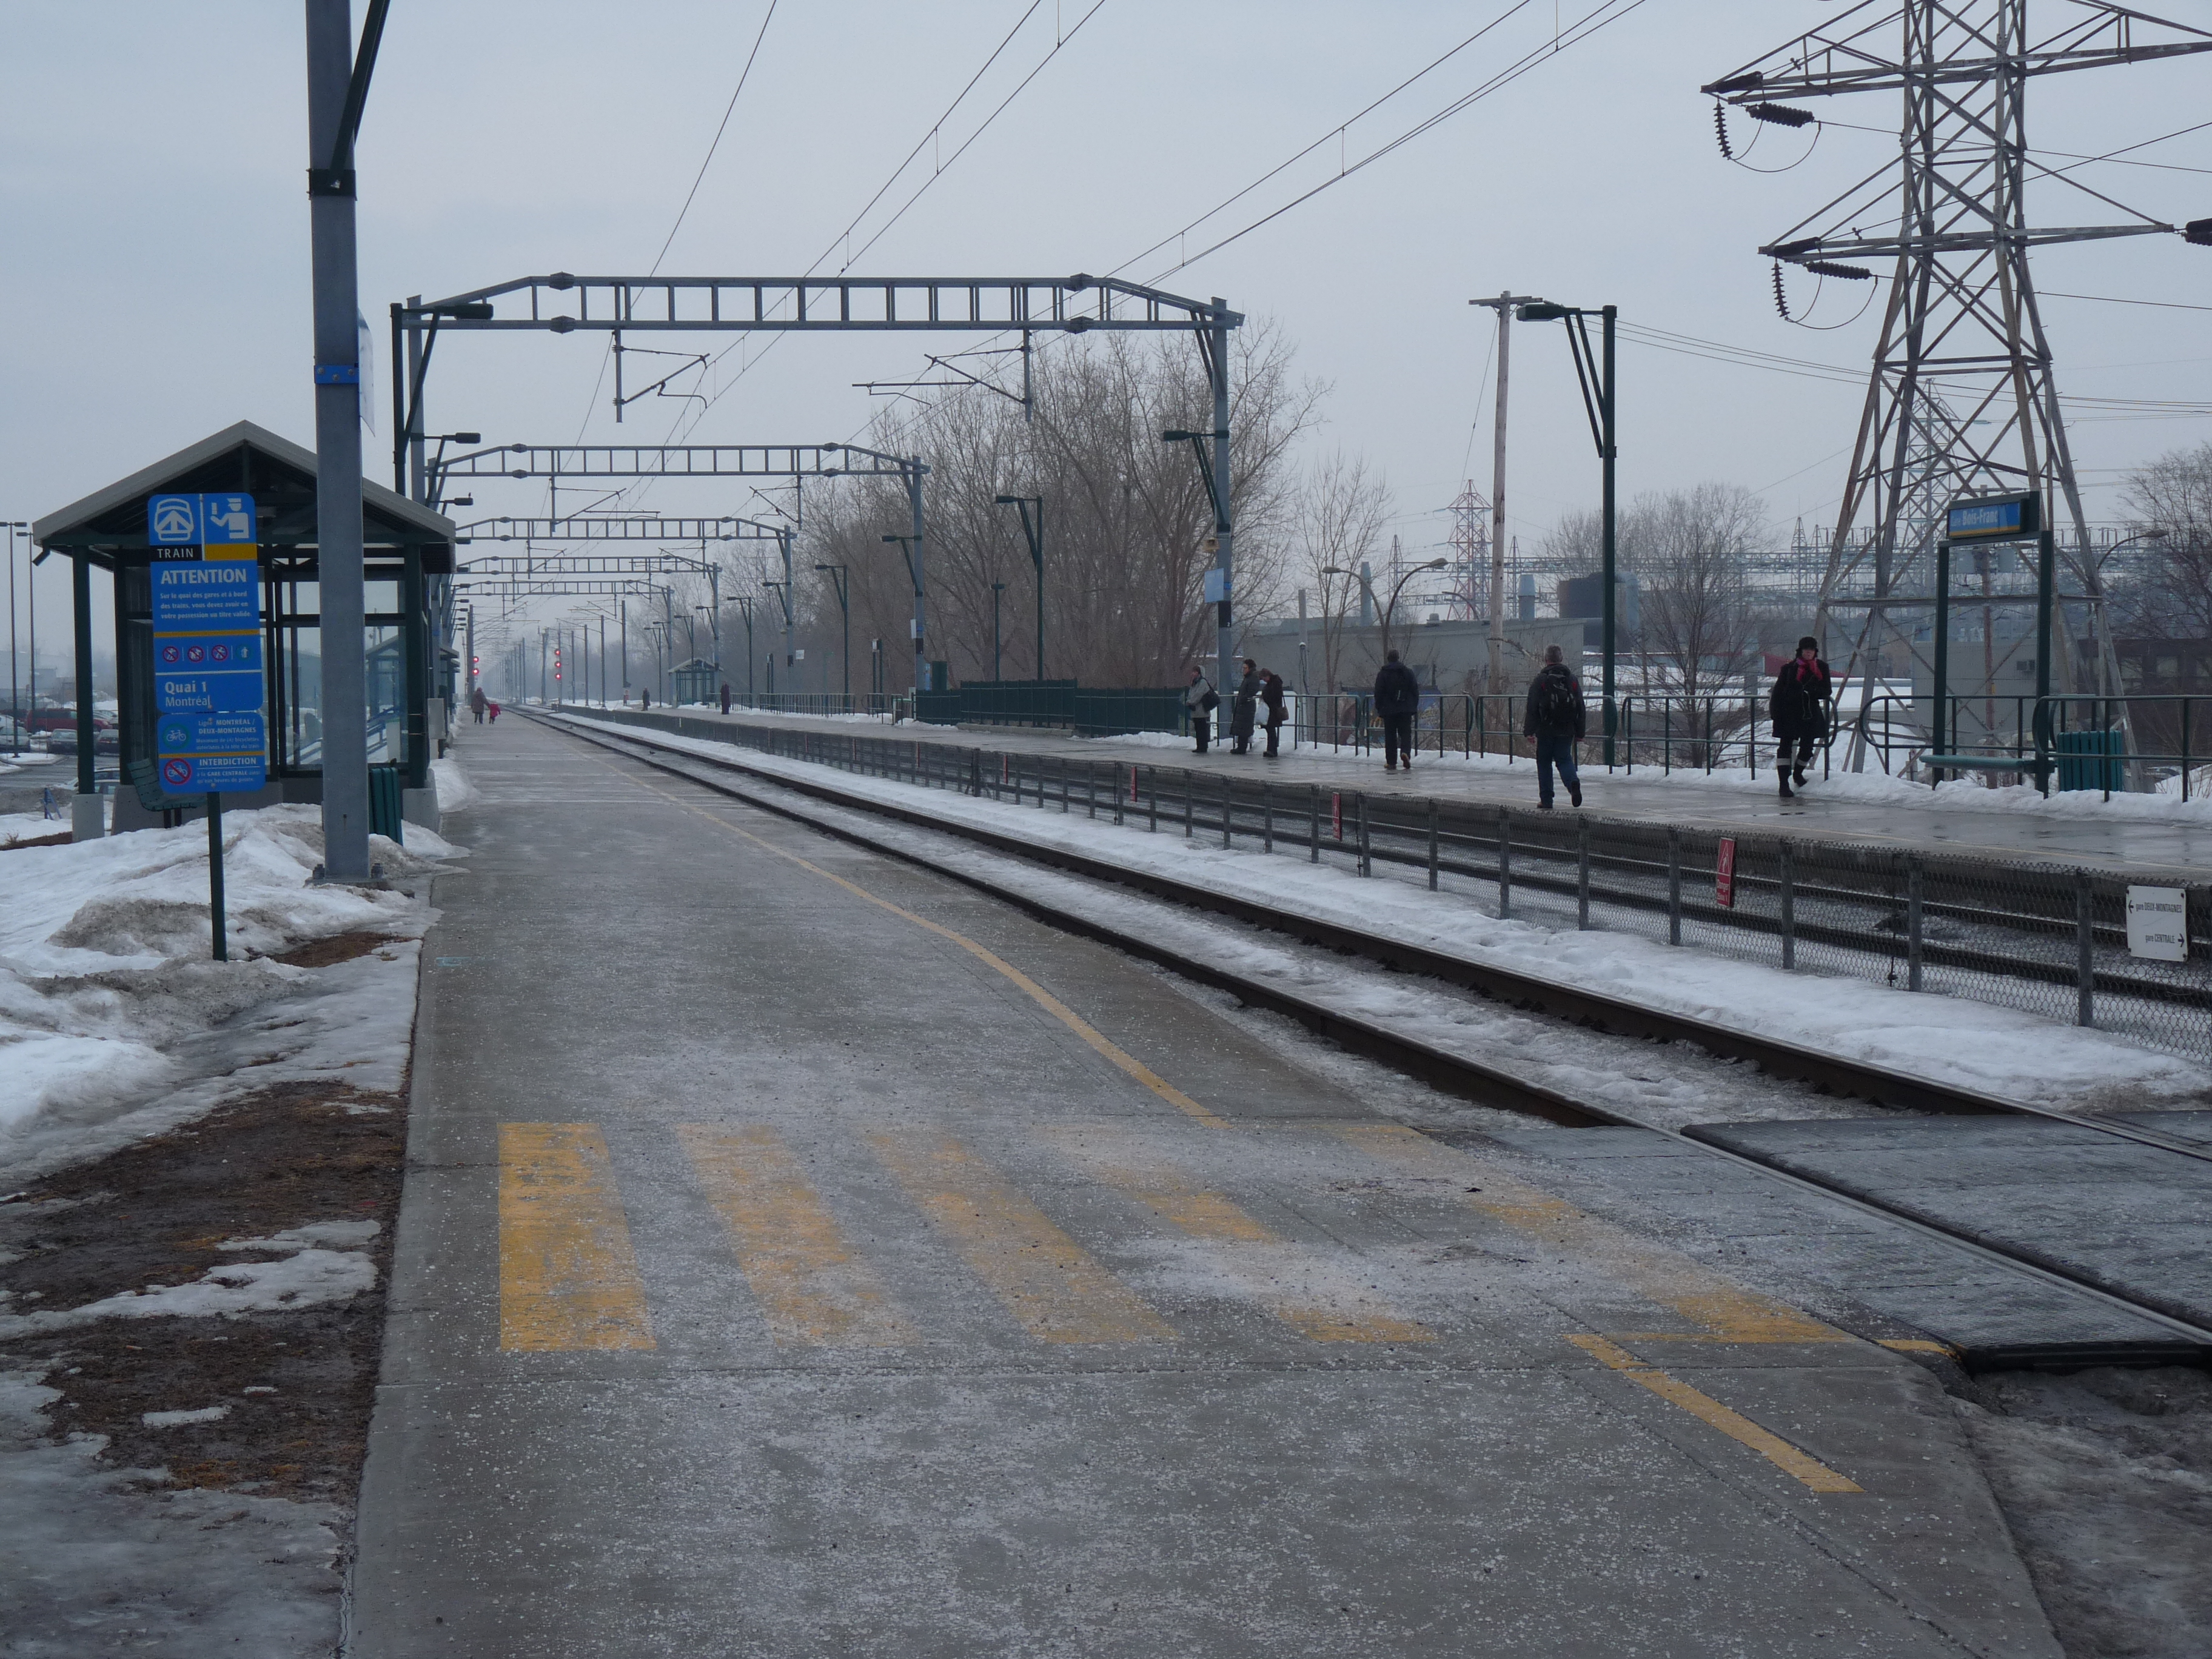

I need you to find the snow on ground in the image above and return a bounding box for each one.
[431,755,480,813]
[0,1370,346,1657]
[0,799,461,1187]
[709,703,2212,823]
[555,712,2204,1114]
[0,1221,380,1336]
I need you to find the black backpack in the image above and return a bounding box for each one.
[1532,669,1577,727]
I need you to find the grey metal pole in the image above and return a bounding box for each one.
[71,552,93,799]
[908,464,927,692]
[1210,300,1235,702]
[782,529,796,689]
[1489,296,1510,694]
[306,0,370,882]
[2034,528,2055,793]
[1600,304,1618,770]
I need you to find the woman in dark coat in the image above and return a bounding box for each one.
[1230,658,1260,755]
[1769,635,1833,798]
[1259,670,1287,757]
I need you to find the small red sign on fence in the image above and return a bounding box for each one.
[1715,837,1737,909]
[1333,792,1344,840]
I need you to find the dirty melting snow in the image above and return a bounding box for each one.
[0,802,457,1183]
[0,1221,380,1338]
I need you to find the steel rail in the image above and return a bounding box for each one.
[528,708,2212,1363]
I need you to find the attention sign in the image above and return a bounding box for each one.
[146,493,267,793]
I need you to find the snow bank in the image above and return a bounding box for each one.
[0,1221,381,1338]
[431,757,480,813]
[0,782,469,1181]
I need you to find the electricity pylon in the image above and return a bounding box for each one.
[1704,2,2212,744]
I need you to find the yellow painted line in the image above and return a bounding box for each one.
[676,1124,916,1347]
[870,1131,1176,1344]
[578,748,1226,1128]
[1060,1141,1432,1344]
[1338,1124,1848,1345]
[1879,1338,1956,1356]
[1567,1335,1862,1493]
[498,1122,655,1352]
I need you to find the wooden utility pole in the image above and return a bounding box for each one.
[1470,293,1538,693]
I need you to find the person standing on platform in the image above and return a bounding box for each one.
[1373,650,1421,771]
[1185,666,1218,754]
[720,683,732,716]
[1230,659,1260,756]
[1770,636,1833,799]
[469,685,487,725]
[1260,670,1287,758]
[1522,645,1586,809]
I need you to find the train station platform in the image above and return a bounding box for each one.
[563,703,2212,879]
[353,712,2068,1656]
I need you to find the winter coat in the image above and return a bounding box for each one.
[1184,675,1216,714]
[1260,674,1287,728]
[1769,657,1833,740]
[1231,670,1260,739]
[1373,660,1422,718]
[469,686,488,713]
[1522,663,1587,740]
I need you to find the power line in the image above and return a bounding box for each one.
[649,1,780,278]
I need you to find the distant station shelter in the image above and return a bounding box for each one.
[33,421,457,831]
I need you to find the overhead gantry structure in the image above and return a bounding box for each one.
[392,275,1245,694]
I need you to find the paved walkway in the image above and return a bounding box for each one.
[583,703,2211,876]
[353,713,2059,1656]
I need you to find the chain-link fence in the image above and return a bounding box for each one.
[571,706,2212,1065]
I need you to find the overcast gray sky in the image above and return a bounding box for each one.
[5,1,2208,646]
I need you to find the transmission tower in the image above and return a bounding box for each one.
[1704,2,2212,734]
[1446,480,1490,620]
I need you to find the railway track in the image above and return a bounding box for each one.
[529,708,2212,1362]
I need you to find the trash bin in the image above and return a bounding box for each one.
[2054,728,2124,793]
[369,763,405,844]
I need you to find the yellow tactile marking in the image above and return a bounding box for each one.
[581,749,1225,1128]
[1568,1335,1863,1493]
[498,1122,655,1352]
[1338,1124,1848,1344]
[870,1131,1176,1344]
[1063,1144,1432,1344]
[1879,1338,1956,1356]
[677,1125,916,1347]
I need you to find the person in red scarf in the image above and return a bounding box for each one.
[1769,635,1832,799]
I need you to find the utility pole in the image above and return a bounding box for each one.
[1469,294,1539,693]
[305,0,389,882]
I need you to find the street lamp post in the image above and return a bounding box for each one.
[4,523,23,756]
[813,563,850,706]
[1515,300,1619,765]
[762,580,790,700]
[732,595,757,700]
[991,495,1045,680]
[990,581,1007,680]
[1324,559,1446,663]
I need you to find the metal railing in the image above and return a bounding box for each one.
[1292,689,1795,779]
[580,706,2212,1065]
[1855,692,2212,799]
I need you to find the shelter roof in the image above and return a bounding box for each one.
[32,420,455,571]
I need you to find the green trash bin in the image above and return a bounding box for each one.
[368,763,405,845]
[2054,729,2124,793]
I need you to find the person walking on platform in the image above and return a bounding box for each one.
[1185,666,1218,754]
[720,682,732,716]
[1522,645,1586,809]
[469,685,487,725]
[1260,669,1287,757]
[1373,650,1421,771]
[1770,635,1833,799]
[1230,659,1260,756]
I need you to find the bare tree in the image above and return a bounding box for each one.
[1629,484,1768,696]
[2120,440,2212,640]
[795,321,1324,691]
[1292,451,1392,694]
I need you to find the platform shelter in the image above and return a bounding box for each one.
[32,421,457,833]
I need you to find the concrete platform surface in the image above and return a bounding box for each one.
[353,714,2063,1657]
[590,702,2212,877]
[1688,1118,2212,1334]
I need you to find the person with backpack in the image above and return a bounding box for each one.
[1259,669,1287,757]
[1522,645,1587,809]
[1185,666,1219,754]
[1769,635,1833,799]
[1373,650,1422,771]
[1229,659,1261,755]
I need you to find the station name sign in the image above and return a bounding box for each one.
[1945,493,2042,541]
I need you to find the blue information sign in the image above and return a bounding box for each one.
[146,494,265,794]
[1945,493,2040,541]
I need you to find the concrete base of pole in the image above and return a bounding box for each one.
[402,788,441,835]
[70,793,105,842]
